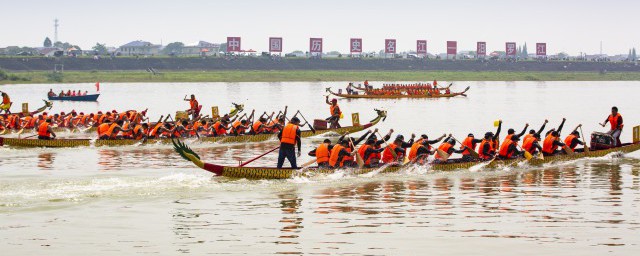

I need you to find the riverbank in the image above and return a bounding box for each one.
[2,70,640,84]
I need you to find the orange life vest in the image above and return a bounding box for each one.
[212,121,227,136]
[461,137,476,155]
[498,139,515,158]
[106,123,119,138]
[189,99,198,110]
[316,143,330,164]
[2,95,9,104]
[608,113,623,130]
[564,134,577,151]
[522,137,537,153]
[133,125,145,140]
[38,122,51,137]
[435,142,453,159]
[232,121,245,135]
[149,123,163,137]
[542,134,558,154]
[280,123,298,145]
[408,139,424,161]
[358,144,378,165]
[382,144,401,163]
[328,144,345,167]
[523,134,533,142]
[330,104,341,116]
[97,123,110,137]
[478,139,494,159]
[252,121,263,134]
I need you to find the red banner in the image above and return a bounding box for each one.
[416,40,427,54]
[226,37,241,52]
[536,43,547,56]
[477,42,486,56]
[385,39,397,54]
[447,41,457,55]
[309,38,323,53]
[506,42,516,56]
[269,37,282,52]
[350,38,362,53]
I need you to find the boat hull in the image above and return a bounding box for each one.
[48,94,100,102]
[0,111,384,148]
[327,87,469,99]
[200,143,640,179]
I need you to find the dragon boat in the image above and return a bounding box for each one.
[171,126,640,180]
[0,109,386,148]
[327,87,469,99]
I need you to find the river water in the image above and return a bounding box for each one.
[1,81,639,255]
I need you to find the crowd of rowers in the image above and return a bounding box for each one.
[48,89,90,97]
[25,108,297,141]
[345,80,451,96]
[276,107,624,169]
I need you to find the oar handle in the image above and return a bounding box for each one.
[239,146,280,167]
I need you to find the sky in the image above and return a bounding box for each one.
[1,0,639,55]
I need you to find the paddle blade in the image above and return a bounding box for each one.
[437,149,450,161]
[524,151,533,160]
[355,152,364,168]
[562,146,574,155]
[301,159,317,168]
[308,124,316,134]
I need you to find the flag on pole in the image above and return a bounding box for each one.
[95,82,100,91]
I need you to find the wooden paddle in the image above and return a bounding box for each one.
[295,110,316,134]
[349,137,364,168]
[301,158,317,168]
[376,131,397,159]
[436,149,450,161]
[516,144,533,160]
[452,137,479,159]
[579,125,590,153]
[239,146,280,167]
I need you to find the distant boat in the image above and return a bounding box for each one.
[48,94,100,102]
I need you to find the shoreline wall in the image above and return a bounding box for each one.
[1,57,640,72]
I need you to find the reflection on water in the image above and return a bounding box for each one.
[37,153,54,169]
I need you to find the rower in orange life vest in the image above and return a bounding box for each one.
[325,96,342,129]
[37,118,57,140]
[600,106,623,147]
[541,118,567,156]
[132,123,149,140]
[498,135,523,159]
[476,132,495,160]
[231,119,250,136]
[434,136,468,162]
[364,80,371,89]
[0,91,12,114]
[309,139,333,168]
[382,134,415,164]
[185,94,201,119]
[328,139,358,168]
[170,120,197,138]
[408,134,447,164]
[460,133,483,161]
[277,117,302,168]
[334,130,373,167]
[504,123,529,142]
[358,129,394,167]
[522,131,544,156]
[105,120,132,139]
[563,124,586,152]
[250,116,275,135]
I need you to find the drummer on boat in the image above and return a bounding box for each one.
[1,91,12,114]
[277,117,302,168]
[325,96,341,129]
[601,106,623,147]
[185,94,201,119]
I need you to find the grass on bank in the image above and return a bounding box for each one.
[2,70,640,84]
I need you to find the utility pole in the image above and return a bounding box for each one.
[54,18,59,43]
[600,41,602,55]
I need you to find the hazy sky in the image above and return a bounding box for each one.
[2,0,638,55]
